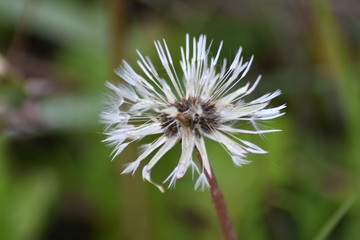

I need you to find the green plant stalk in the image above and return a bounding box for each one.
[313,194,357,240]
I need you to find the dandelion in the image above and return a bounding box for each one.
[101,34,285,193]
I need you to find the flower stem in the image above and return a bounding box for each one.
[195,147,238,240]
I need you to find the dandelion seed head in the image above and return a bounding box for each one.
[101,34,285,191]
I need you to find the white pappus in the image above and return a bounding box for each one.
[101,34,285,192]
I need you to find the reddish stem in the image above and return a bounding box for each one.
[195,148,238,240]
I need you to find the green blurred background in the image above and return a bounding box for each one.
[0,0,359,239]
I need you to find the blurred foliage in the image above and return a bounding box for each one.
[0,0,359,239]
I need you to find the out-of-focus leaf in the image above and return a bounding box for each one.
[39,94,102,132]
[0,170,58,240]
[0,0,107,48]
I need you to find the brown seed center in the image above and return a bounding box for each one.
[159,97,219,136]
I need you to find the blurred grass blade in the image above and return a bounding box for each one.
[313,194,357,240]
